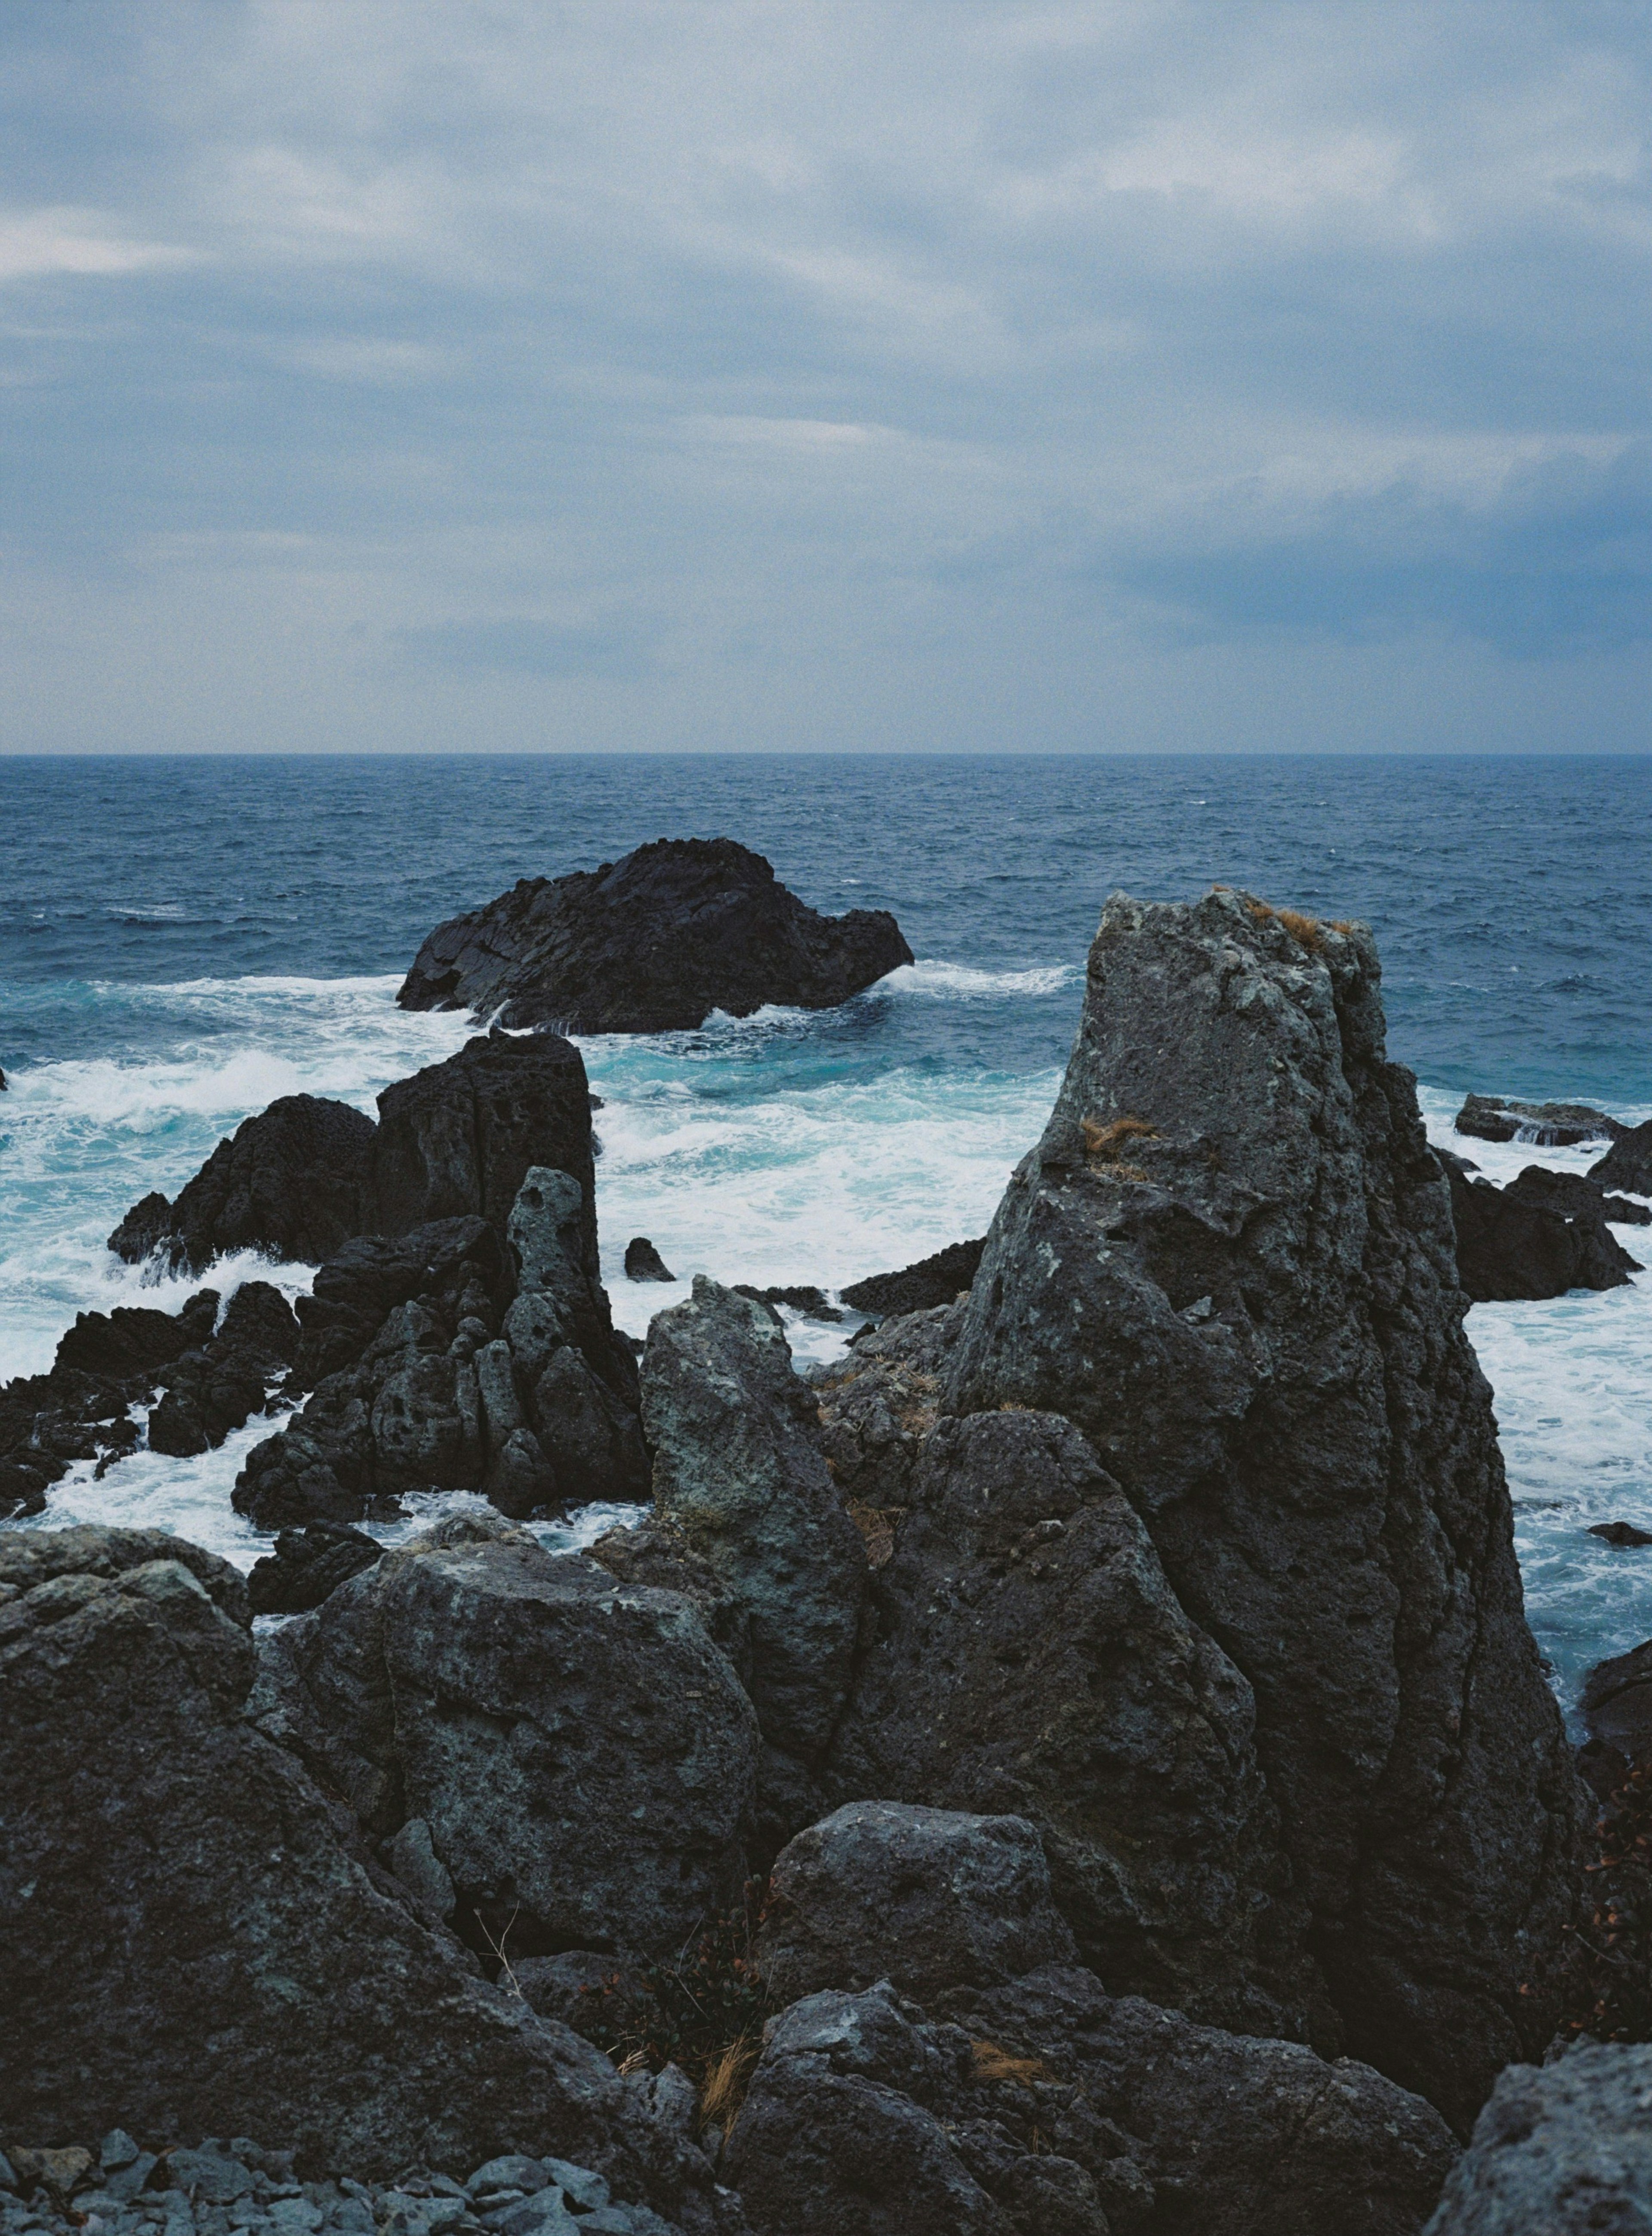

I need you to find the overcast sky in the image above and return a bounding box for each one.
[2,1,1649,754]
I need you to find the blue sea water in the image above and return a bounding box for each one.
[2,753,1649,1711]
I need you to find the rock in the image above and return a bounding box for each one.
[942,890,1582,2128]
[55,1290,220,1380]
[108,1097,377,1274]
[733,1285,843,1322]
[289,1216,514,1390]
[1589,1520,1652,1548]
[625,1239,675,1282]
[825,1407,1313,2038]
[0,1527,722,2222]
[586,1513,753,1682]
[1504,1163,1651,1225]
[1421,2041,1652,2233]
[247,1522,385,1615]
[1453,1093,1622,1148]
[1581,1637,1652,1770]
[250,1513,758,1961]
[839,1239,986,1319]
[641,1279,865,1777]
[397,838,912,1034]
[810,1303,959,1510]
[1591,1117,1652,1198]
[147,1282,301,1458]
[513,1952,666,2053]
[1437,1149,1640,1300]
[758,1803,1078,2007]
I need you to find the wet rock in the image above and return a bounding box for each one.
[1588,1521,1652,1548]
[1504,1163,1651,1225]
[943,889,1583,2128]
[624,1239,675,1282]
[148,1282,300,1458]
[839,1238,985,1319]
[1422,2041,1652,2233]
[1454,1093,1622,1148]
[247,1522,385,1615]
[732,1285,843,1322]
[108,1097,377,1275]
[397,837,912,1035]
[1581,1637,1652,1771]
[1591,1117,1652,1199]
[56,1291,221,1381]
[1438,1149,1639,1300]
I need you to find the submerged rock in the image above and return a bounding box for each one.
[1437,1148,1640,1299]
[1454,1093,1622,1148]
[1422,2041,1652,2233]
[396,837,912,1034]
[838,1238,985,1318]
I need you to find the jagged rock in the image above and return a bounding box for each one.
[625,1238,675,1282]
[1437,1149,1639,1300]
[810,1303,959,1509]
[0,1526,723,2224]
[1422,2041,1652,2233]
[1504,1163,1651,1225]
[825,1407,1313,2038]
[758,1803,1078,2007]
[942,889,1582,2129]
[397,838,912,1034]
[1588,1520,1652,1548]
[56,1291,220,1380]
[587,1513,753,1684]
[107,1096,376,1274]
[1591,1117,1652,1198]
[1454,1093,1622,1148]
[839,1239,985,1318]
[641,1279,865,1779]
[251,1513,758,1962]
[289,1216,513,1389]
[733,1285,843,1322]
[147,1282,300,1458]
[1580,1637,1652,1772]
[247,1521,385,1615]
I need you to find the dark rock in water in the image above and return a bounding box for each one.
[1505,1162,1652,1225]
[56,1290,220,1379]
[624,1236,675,1282]
[1589,1520,1652,1547]
[0,1526,721,2220]
[1591,1116,1652,1199]
[247,1520,383,1615]
[1581,1638,1652,1771]
[148,1281,300,1458]
[733,1283,843,1321]
[108,1096,376,1275]
[397,836,913,1034]
[943,890,1582,2129]
[839,1237,985,1318]
[1438,1149,1640,1299]
[251,1512,758,1962]
[1454,1092,1623,1148]
[1422,2041,1652,2233]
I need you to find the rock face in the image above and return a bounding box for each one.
[1580,1637,1652,1774]
[252,1514,758,1964]
[942,890,1581,2128]
[146,1280,299,1458]
[246,1520,384,1615]
[810,1302,958,1512]
[1504,1162,1651,1225]
[1422,2042,1652,2234]
[1438,1149,1640,1300]
[839,1238,985,1319]
[1454,1093,1622,1148]
[0,1525,721,2224]
[396,838,912,1034]
[1591,1116,1652,1198]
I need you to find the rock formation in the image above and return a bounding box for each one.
[1436,1148,1640,1299]
[625,1236,676,1282]
[1421,2042,1652,2233]
[146,1281,299,1457]
[1454,1093,1622,1148]
[1591,1116,1652,1197]
[1504,1162,1650,1224]
[396,838,912,1034]
[839,1237,985,1318]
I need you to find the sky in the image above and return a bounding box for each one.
[1,0,1649,755]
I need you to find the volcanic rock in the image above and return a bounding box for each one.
[942,889,1582,2128]
[1454,1093,1622,1148]
[1437,1149,1639,1299]
[1588,1520,1652,1548]
[810,1302,959,1510]
[247,1520,385,1615]
[1580,1638,1652,1773]
[1591,1117,1652,1198]
[1504,1163,1651,1225]
[733,1284,843,1321]
[396,837,912,1034]
[625,1237,675,1282]
[839,1238,985,1319]
[1422,2041,1652,2233]
[147,1281,299,1457]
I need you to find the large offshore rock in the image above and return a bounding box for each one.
[1437,1149,1639,1300]
[1591,1116,1652,1198]
[1423,2041,1652,2233]
[0,1526,724,2226]
[641,1279,865,1770]
[825,1407,1316,2038]
[397,837,912,1034]
[1453,1093,1622,1149]
[251,1513,758,1961]
[106,1095,377,1274]
[944,890,1582,2127]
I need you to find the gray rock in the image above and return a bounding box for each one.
[758,1802,1078,2007]
[537,2164,607,2212]
[1422,2041,1652,2232]
[810,1305,959,1511]
[98,2141,140,2177]
[1581,1637,1652,1770]
[1454,1093,1623,1149]
[466,2159,549,2200]
[943,889,1581,2127]
[1591,1116,1652,1198]
[1437,1148,1639,1300]
[624,1239,675,1284]
[385,1817,457,1923]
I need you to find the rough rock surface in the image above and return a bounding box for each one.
[1591,1116,1652,1198]
[107,1097,377,1274]
[396,839,912,1035]
[1438,1149,1639,1300]
[0,1525,724,2225]
[810,1304,959,1510]
[943,889,1582,2127]
[147,1282,299,1458]
[838,1238,985,1319]
[1454,1093,1622,1148]
[758,1803,1078,2007]
[1580,1637,1652,1773]
[1421,2041,1652,2233]
[247,1521,384,1615]
[251,1513,758,1961]
[625,1238,675,1282]
[1504,1162,1652,1225]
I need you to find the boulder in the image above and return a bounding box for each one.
[1591,1116,1652,1198]
[396,837,912,1034]
[1454,1093,1622,1148]
[251,1513,758,1962]
[1422,2041,1652,2233]
[1504,1163,1651,1225]
[247,1521,384,1615]
[625,1238,675,1282]
[147,1281,299,1458]
[811,1303,959,1510]
[0,1525,724,2224]
[943,890,1582,2128]
[758,1803,1078,2007]
[839,1238,985,1319]
[107,1096,376,1274]
[1438,1149,1639,1300]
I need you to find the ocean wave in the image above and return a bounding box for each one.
[880,959,1082,1000]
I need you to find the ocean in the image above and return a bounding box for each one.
[3,752,1648,1716]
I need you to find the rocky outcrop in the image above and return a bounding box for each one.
[396,839,912,1034]
[942,891,1582,2128]
[146,1280,299,1457]
[251,1513,758,1964]
[1504,1162,1651,1224]
[810,1303,958,1510]
[1438,1149,1640,1299]
[1454,1093,1622,1148]
[1580,1637,1652,1775]
[1422,2042,1652,2233]
[625,1237,675,1282]
[1591,1116,1652,1198]
[0,1524,724,2224]
[247,1520,384,1615]
[839,1238,985,1319]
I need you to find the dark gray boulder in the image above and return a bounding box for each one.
[1438,1149,1639,1300]
[626,1238,676,1282]
[1591,1117,1652,1198]
[396,838,912,1035]
[0,1525,724,2224]
[146,1281,300,1458]
[1421,2042,1652,2233]
[839,1238,985,1319]
[1454,1093,1622,1148]
[251,1513,758,1963]
[1504,1163,1651,1225]
[811,1303,959,1510]
[1581,1637,1652,1773]
[247,1520,384,1615]
[943,890,1582,2128]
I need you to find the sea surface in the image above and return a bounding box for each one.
[2,753,1648,1714]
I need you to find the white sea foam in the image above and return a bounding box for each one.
[880,959,1082,1000]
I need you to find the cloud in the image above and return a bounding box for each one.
[395,615,663,680]
[0,206,199,283]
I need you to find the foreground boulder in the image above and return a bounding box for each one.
[0,1525,722,2224]
[839,1237,985,1319]
[1422,2041,1652,2233]
[397,838,912,1034]
[1591,1116,1652,1198]
[943,890,1582,2127]
[1437,1149,1640,1300]
[1454,1093,1621,1147]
